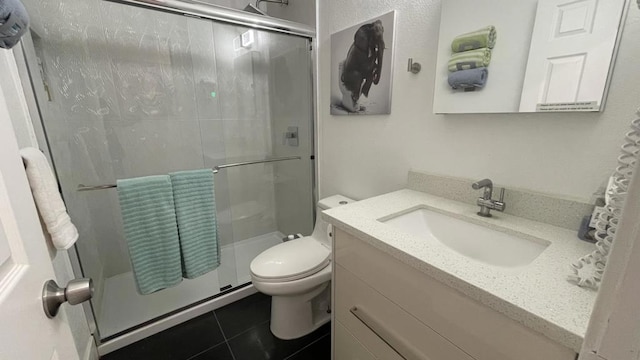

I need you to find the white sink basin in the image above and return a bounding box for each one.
[380,208,549,268]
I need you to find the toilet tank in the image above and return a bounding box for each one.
[312,195,355,245]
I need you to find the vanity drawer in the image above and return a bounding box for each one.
[335,263,475,360]
[335,321,379,360]
[334,228,576,360]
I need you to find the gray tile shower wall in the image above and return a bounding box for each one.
[407,170,594,230]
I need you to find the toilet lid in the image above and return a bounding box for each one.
[250,237,331,283]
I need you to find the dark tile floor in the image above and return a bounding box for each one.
[101,293,331,360]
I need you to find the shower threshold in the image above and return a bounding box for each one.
[97,231,284,355]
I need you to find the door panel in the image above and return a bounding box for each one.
[555,0,597,37]
[543,54,586,103]
[519,0,626,111]
[0,51,78,360]
[0,217,11,265]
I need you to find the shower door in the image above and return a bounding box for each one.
[20,0,314,341]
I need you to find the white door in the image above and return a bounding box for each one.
[519,0,626,112]
[0,50,79,360]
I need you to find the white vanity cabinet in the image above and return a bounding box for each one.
[332,228,577,360]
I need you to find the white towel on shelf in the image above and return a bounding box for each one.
[20,147,78,250]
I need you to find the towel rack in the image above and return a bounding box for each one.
[76,156,302,192]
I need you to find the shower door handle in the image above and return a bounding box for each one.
[42,278,93,318]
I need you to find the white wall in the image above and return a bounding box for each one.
[200,0,316,27]
[433,0,538,113]
[318,0,640,203]
[266,0,316,27]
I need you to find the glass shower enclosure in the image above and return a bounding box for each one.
[19,0,315,344]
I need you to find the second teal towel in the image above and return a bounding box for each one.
[170,169,220,279]
[117,176,182,295]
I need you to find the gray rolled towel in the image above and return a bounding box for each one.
[448,67,489,90]
[0,0,29,49]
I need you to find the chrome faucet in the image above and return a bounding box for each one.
[471,179,505,217]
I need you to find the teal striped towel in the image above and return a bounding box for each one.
[451,26,497,52]
[448,48,492,72]
[117,176,182,295]
[170,169,219,279]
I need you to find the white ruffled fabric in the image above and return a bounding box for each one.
[569,117,640,289]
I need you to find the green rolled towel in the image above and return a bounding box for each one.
[448,48,492,72]
[170,169,219,279]
[117,175,182,295]
[451,26,497,52]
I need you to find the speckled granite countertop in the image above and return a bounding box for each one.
[322,189,597,353]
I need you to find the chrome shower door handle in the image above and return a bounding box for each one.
[42,278,93,318]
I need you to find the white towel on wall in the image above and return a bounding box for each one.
[20,147,78,250]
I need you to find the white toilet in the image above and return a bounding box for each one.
[250,195,354,340]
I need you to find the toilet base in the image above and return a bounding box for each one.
[270,282,331,340]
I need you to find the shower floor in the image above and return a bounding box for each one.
[98,232,284,339]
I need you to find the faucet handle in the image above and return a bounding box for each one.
[493,187,506,212]
[472,179,493,190]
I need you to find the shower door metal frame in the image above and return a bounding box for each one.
[12,2,318,354]
[105,0,315,38]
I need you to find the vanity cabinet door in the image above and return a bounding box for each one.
[333,228,576,360]
[335,322,380,360]
[334,263,475,360]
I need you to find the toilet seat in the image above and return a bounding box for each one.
[250,237,331,283]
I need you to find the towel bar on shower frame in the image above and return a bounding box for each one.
[76,155,302,192]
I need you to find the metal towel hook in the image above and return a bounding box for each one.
[407,58,421,74]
